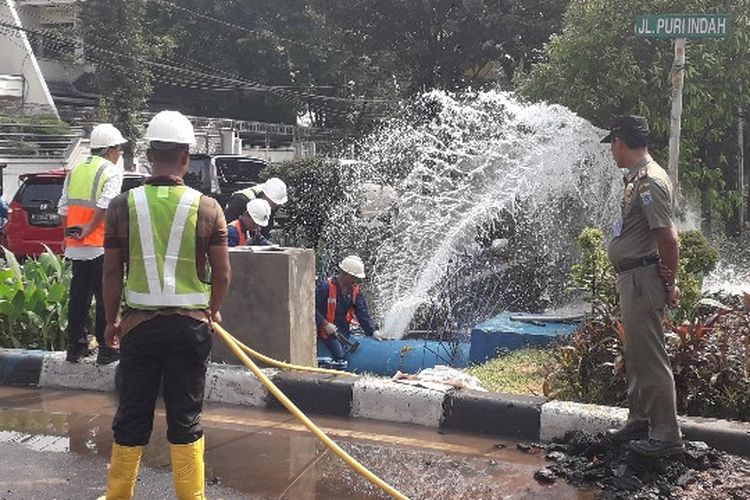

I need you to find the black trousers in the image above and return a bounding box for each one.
[67,256,105,345]
[113,314,211,446]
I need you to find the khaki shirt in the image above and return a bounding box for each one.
[607,158,673,268]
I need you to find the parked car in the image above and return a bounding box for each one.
[186,154,269,208]
[5,169,147,258]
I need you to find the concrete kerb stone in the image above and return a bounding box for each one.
[540,400,627,441]
[0,348,45,386]
[204,364,272,408]
[351,377,445,427]
[442,389,545,440]
[268,371,355,417]
[38,351,118,392]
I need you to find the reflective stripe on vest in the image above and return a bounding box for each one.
[65,156,111,247]
[319,278,359,339]
[124,185,209,309]
[234,184,263,199]
[228,220,247,246]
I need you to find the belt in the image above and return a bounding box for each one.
[614,255,659,274]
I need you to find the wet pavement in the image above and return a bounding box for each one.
[0,386,593,499]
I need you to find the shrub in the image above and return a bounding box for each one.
[0,247,70,350]
[675,230,719,322]
[546,228,750,421]
[569,227,616,309]
[260,157,344,252]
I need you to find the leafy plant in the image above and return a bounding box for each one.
[260,157,345,252]
[544,301,626,405]
[0,247,71,350]
[675,230,719,322]
[569,227,616,309]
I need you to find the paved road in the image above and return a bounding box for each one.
[0,386,592,499]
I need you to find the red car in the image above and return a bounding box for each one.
[5,169,147,258]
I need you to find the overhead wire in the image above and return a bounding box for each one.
[1,10,394,119]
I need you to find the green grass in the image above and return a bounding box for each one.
[466,347,550,396]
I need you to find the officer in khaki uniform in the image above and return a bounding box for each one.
[603,115,683,457]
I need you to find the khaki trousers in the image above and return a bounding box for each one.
[617,264,681,441]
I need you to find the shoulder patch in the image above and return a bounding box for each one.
[640,191,653,205]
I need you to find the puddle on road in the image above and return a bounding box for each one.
[0,387,594,499]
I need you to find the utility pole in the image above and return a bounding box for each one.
[668,38,686,212]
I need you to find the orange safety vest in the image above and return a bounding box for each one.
[65,156,110,248]
[228,220,247,246]
[319,278,360,339]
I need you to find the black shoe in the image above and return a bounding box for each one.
[606,419,649,443]
[65,341,92,363]
[96,346,120,365]
[628,438,684,457]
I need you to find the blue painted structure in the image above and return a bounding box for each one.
[317,313,581,376]
[317,336,470,376]
[469,314,580,364]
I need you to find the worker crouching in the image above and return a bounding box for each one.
[316,255,383,361]
[98,111,231,499]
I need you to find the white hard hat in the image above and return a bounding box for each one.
[339,255,366,279]
[262,177,288,205]
[90,124,127,149]
[246,198,271,227]
[145,111,196,146]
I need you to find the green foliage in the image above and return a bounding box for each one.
[80,1,166,164]
[311,0,567,96]
[675,230,719,321]
[550,229,746,420]
[518,0,750,226]
[544,302,626,404]
[679,230,720,276]
[569,227,616,308]
[260,157,344,250]
[0,247,70,350]
[467,348,550,395]
[545,298,750,420]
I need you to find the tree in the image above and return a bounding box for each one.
[145,0,343,124]
[79,1,165,169]
[517,0,750,234]
[309,0,568,97]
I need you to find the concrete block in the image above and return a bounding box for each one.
[351,377,445,427]
[442,390,545,439]
[38,352,117,392]
[681,416,750,457]
[540,401,627,441]
[204,363,272,408]
[0,348,45,386]
[213,247,317,367]
[269,371,354,416]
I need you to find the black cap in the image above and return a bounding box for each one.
[601,115,650,144]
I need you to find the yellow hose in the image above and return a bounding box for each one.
[212,323,410,500]
[231,335,357,377]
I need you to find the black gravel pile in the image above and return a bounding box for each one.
[521,431,724,499]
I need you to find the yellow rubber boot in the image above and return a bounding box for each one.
[99,443,143,500]
[170,436,206,500]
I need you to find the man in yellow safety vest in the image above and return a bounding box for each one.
[59,123,127,364]
[99,111,231,499]
[224,177,288,237]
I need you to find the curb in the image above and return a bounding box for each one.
[443,390,546,440]
[0,349,45,386]
[2,348,750,457]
